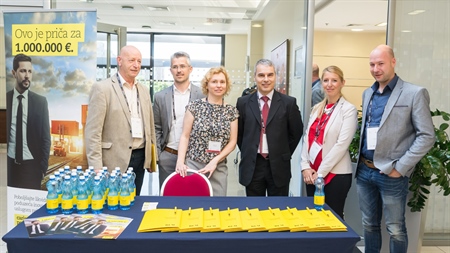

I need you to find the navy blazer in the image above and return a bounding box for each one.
[236,90,303,187]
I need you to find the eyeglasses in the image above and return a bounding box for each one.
[171,65,189,70]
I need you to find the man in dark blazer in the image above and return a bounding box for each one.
[153,51,205,189]
[236,59,303,196]
[356,45,435,253]
[7,54,50,190]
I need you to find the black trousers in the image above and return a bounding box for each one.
[128,148,145,196]
[305,173,352,219]
[246,154,289,196]
[7,156,44,190]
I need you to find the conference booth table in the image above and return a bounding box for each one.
[3,196,360,253]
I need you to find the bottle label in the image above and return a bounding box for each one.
[58,194,62,204]
[72,196,78,203]
[61,199,73,209]
[120,195,130,206]
[314,195,325,206]
[108,195,119,206]
[77,199,89,209]
[47,199,58,209]
[92,199,103,210]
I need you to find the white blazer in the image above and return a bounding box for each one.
[300,97,357,177]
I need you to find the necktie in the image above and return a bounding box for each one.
[259,96,269,158]
[16,95,24,164]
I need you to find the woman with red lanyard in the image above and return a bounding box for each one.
[300,65,357,219]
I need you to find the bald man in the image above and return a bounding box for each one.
[356,45,435,253]
[85,45,157,195]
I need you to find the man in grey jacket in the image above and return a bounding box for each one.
[356,45,435,253]
[153,52,205,189]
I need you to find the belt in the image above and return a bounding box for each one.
[164,147,178,155]
[360,156,378,170]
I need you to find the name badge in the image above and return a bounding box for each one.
[309,141,322,164]
[206,140,221,153]
[131,117,143,138]
[367,127,379,150]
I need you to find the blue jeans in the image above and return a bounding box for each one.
[356,163,409,253]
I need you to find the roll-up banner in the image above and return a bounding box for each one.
[3,9,97,231]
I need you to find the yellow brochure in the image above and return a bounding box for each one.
[316,210,347,232]
[179,207,204,232]
[298,208,330,232]
[137,208,182,232]
[239,207,267,232]
[201,208,222,233]
[259,207,290,232]
[219,208,243,232]
[281,207,308,232]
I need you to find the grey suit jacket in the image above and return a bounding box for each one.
[153,84,205,156]
[85,74,157,171]
[358,77,435,177]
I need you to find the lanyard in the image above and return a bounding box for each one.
[116,73,140,116]
[172,85,191,121]
[366,93,376,127]
[314,98,340,139]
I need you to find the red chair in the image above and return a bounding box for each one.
[160,169,213,196]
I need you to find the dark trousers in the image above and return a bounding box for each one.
[7,156,44,190]
[305,173,352,219]
[246,154,289,196]
[129,148,145,196]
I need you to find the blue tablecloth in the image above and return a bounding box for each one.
[3,196,360,253]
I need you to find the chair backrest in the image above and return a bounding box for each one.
[160,169,213,196]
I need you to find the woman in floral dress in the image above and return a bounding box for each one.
[176,66,239,196]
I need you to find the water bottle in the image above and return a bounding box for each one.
[119,173,131,210]
[64,165,71,175]
[84,172,92,209]
[70,171,78,210]
[61,175,73,214]
[91,176,104,214]
[46,175,59,214]
[127,169,136,205]
[54,171,63,208]
[107,173,119,210]
[314,174,325,211]
[76,165,83,176]
[76,175,89,214]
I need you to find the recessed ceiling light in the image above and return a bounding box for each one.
[376,22,387,27]
[122,5,134,10]
[351,28,364,32]
[142,25,151,29]
[252,23,262,28]
[159,21,176,26]
[408,10,425,15]
[401,30,412,33]
[148,6,169,11]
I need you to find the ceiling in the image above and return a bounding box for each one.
[0,0,388,34]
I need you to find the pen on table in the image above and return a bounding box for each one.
[306,207,313,215]
[268,207,275,216]
[174,206,177,214]
[322,209,329,217]
[287,206,294,216]
[209,207,213,216]
[227,207,230,216]
[189,207,191,216]
[246,207,252,216]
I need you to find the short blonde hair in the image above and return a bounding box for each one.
[201,66,232,96]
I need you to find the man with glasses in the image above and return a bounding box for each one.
[153,51,205,189]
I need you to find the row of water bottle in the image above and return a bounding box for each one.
[46,166,137,214]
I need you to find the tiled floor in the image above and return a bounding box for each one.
[0,146,448,253]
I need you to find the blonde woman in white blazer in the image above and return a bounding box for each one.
[301,66,357,219]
